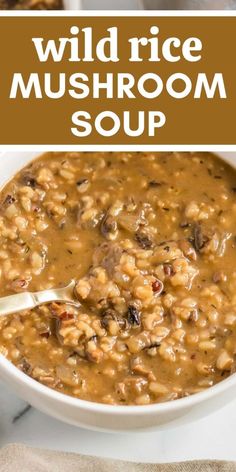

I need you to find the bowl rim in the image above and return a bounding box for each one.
[1,352,236,415]
[0,150,236,417]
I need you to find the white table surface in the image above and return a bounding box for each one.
[0,379,235,463]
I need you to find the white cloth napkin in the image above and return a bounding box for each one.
[1,444,236,472]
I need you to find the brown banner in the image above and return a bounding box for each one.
[0,15,235,144]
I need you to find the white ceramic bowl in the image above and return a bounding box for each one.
[0,151,236,432]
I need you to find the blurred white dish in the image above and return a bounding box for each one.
[64,0,81,9]
[142,0,236,8]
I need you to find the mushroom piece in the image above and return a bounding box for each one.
[101,308,129,331]
[127,305,141,327]
[192,224,209,252]
[135,231,153,249]
[100,213,118,240]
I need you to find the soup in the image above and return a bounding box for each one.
[0,152,236,405]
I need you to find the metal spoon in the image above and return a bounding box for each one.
[0,280,80,317]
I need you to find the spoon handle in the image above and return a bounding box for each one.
[0,281,79,317]
[0,292,38,317]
